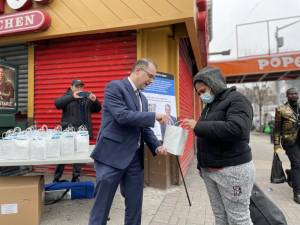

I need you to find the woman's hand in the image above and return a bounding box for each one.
[182,118,197,130]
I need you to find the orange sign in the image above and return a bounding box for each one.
[209,52,300,77]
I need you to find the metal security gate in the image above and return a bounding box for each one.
[178,40,195,177]
[0,44,29,176]
[32,31,137,176]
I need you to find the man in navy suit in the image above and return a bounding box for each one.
[89,59,168,225]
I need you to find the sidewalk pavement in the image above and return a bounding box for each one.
[41,133,300,225]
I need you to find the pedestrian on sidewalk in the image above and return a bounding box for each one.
[183,66,255,225]
[274,87,300,204]
[53,79,101,182]
[88,59,168,225]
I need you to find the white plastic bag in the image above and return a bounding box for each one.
[61,128,75,156]
[1,130,16,160]
[1,138,15,160]
[75,125,89,153]
[31,137,47,160]
[14,131,30,160]
[163,123,188,156]
[30,126,48,160]
[46,126,62,159]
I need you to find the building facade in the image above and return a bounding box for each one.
[0,0,209,188]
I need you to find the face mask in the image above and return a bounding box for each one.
[200,90,215,104]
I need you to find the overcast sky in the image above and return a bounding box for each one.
[209,0,300,61]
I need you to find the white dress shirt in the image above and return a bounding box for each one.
[128,77,142,111]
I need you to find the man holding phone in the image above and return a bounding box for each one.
[53,79,101,182]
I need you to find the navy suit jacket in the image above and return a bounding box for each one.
[90,78,161,170]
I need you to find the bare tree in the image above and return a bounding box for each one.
[240,82,273,132]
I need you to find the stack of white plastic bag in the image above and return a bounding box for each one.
[0,124,90,161]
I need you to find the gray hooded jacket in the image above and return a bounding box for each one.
[193,66,227,94]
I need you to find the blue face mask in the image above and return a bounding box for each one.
[200,90,215,104]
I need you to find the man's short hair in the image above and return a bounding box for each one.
[71,79,84,87]
[131,58,157,73]
[286,88,297,95]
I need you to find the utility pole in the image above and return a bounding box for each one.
[275,19,300,53]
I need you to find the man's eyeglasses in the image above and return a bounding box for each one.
[140,68,156,80]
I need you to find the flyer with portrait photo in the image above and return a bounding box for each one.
[142,72,177,141]
[0,63,17,111]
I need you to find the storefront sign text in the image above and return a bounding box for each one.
[258,55,300,70]
[0,10,51,36]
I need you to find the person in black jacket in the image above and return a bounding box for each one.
[53,79,101,182]
[183,67,255,225]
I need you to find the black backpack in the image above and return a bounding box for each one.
[250,184,287,225]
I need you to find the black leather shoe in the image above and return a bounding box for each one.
[293,193,300,204]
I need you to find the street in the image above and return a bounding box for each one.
[41,133,300,225]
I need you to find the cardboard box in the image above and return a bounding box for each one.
[0,175,44,225]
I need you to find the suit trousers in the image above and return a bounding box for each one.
[284,142,300,193]
[89,151,144,225]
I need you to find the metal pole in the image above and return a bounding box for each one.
[275,26,279,53]
[176,156,192,207]
[236,24,239,58]
[267,21,271,55]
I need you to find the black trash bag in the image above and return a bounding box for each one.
[270,153,286,184]
[250,184,288,225]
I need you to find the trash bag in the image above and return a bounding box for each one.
[264,125,271,134]
[270,153,286,184]
[250,183,288,225]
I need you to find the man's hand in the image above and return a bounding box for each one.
[274,145,283,154]
[73,91,81,99]
[156,146,168,155]
[155,113,168,124]
[182,118,197,130]
[89,93,97,102]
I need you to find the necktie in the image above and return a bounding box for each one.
[135,90,142,112]
[135,90,142,149]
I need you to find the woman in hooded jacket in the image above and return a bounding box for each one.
[183,66,255,225]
